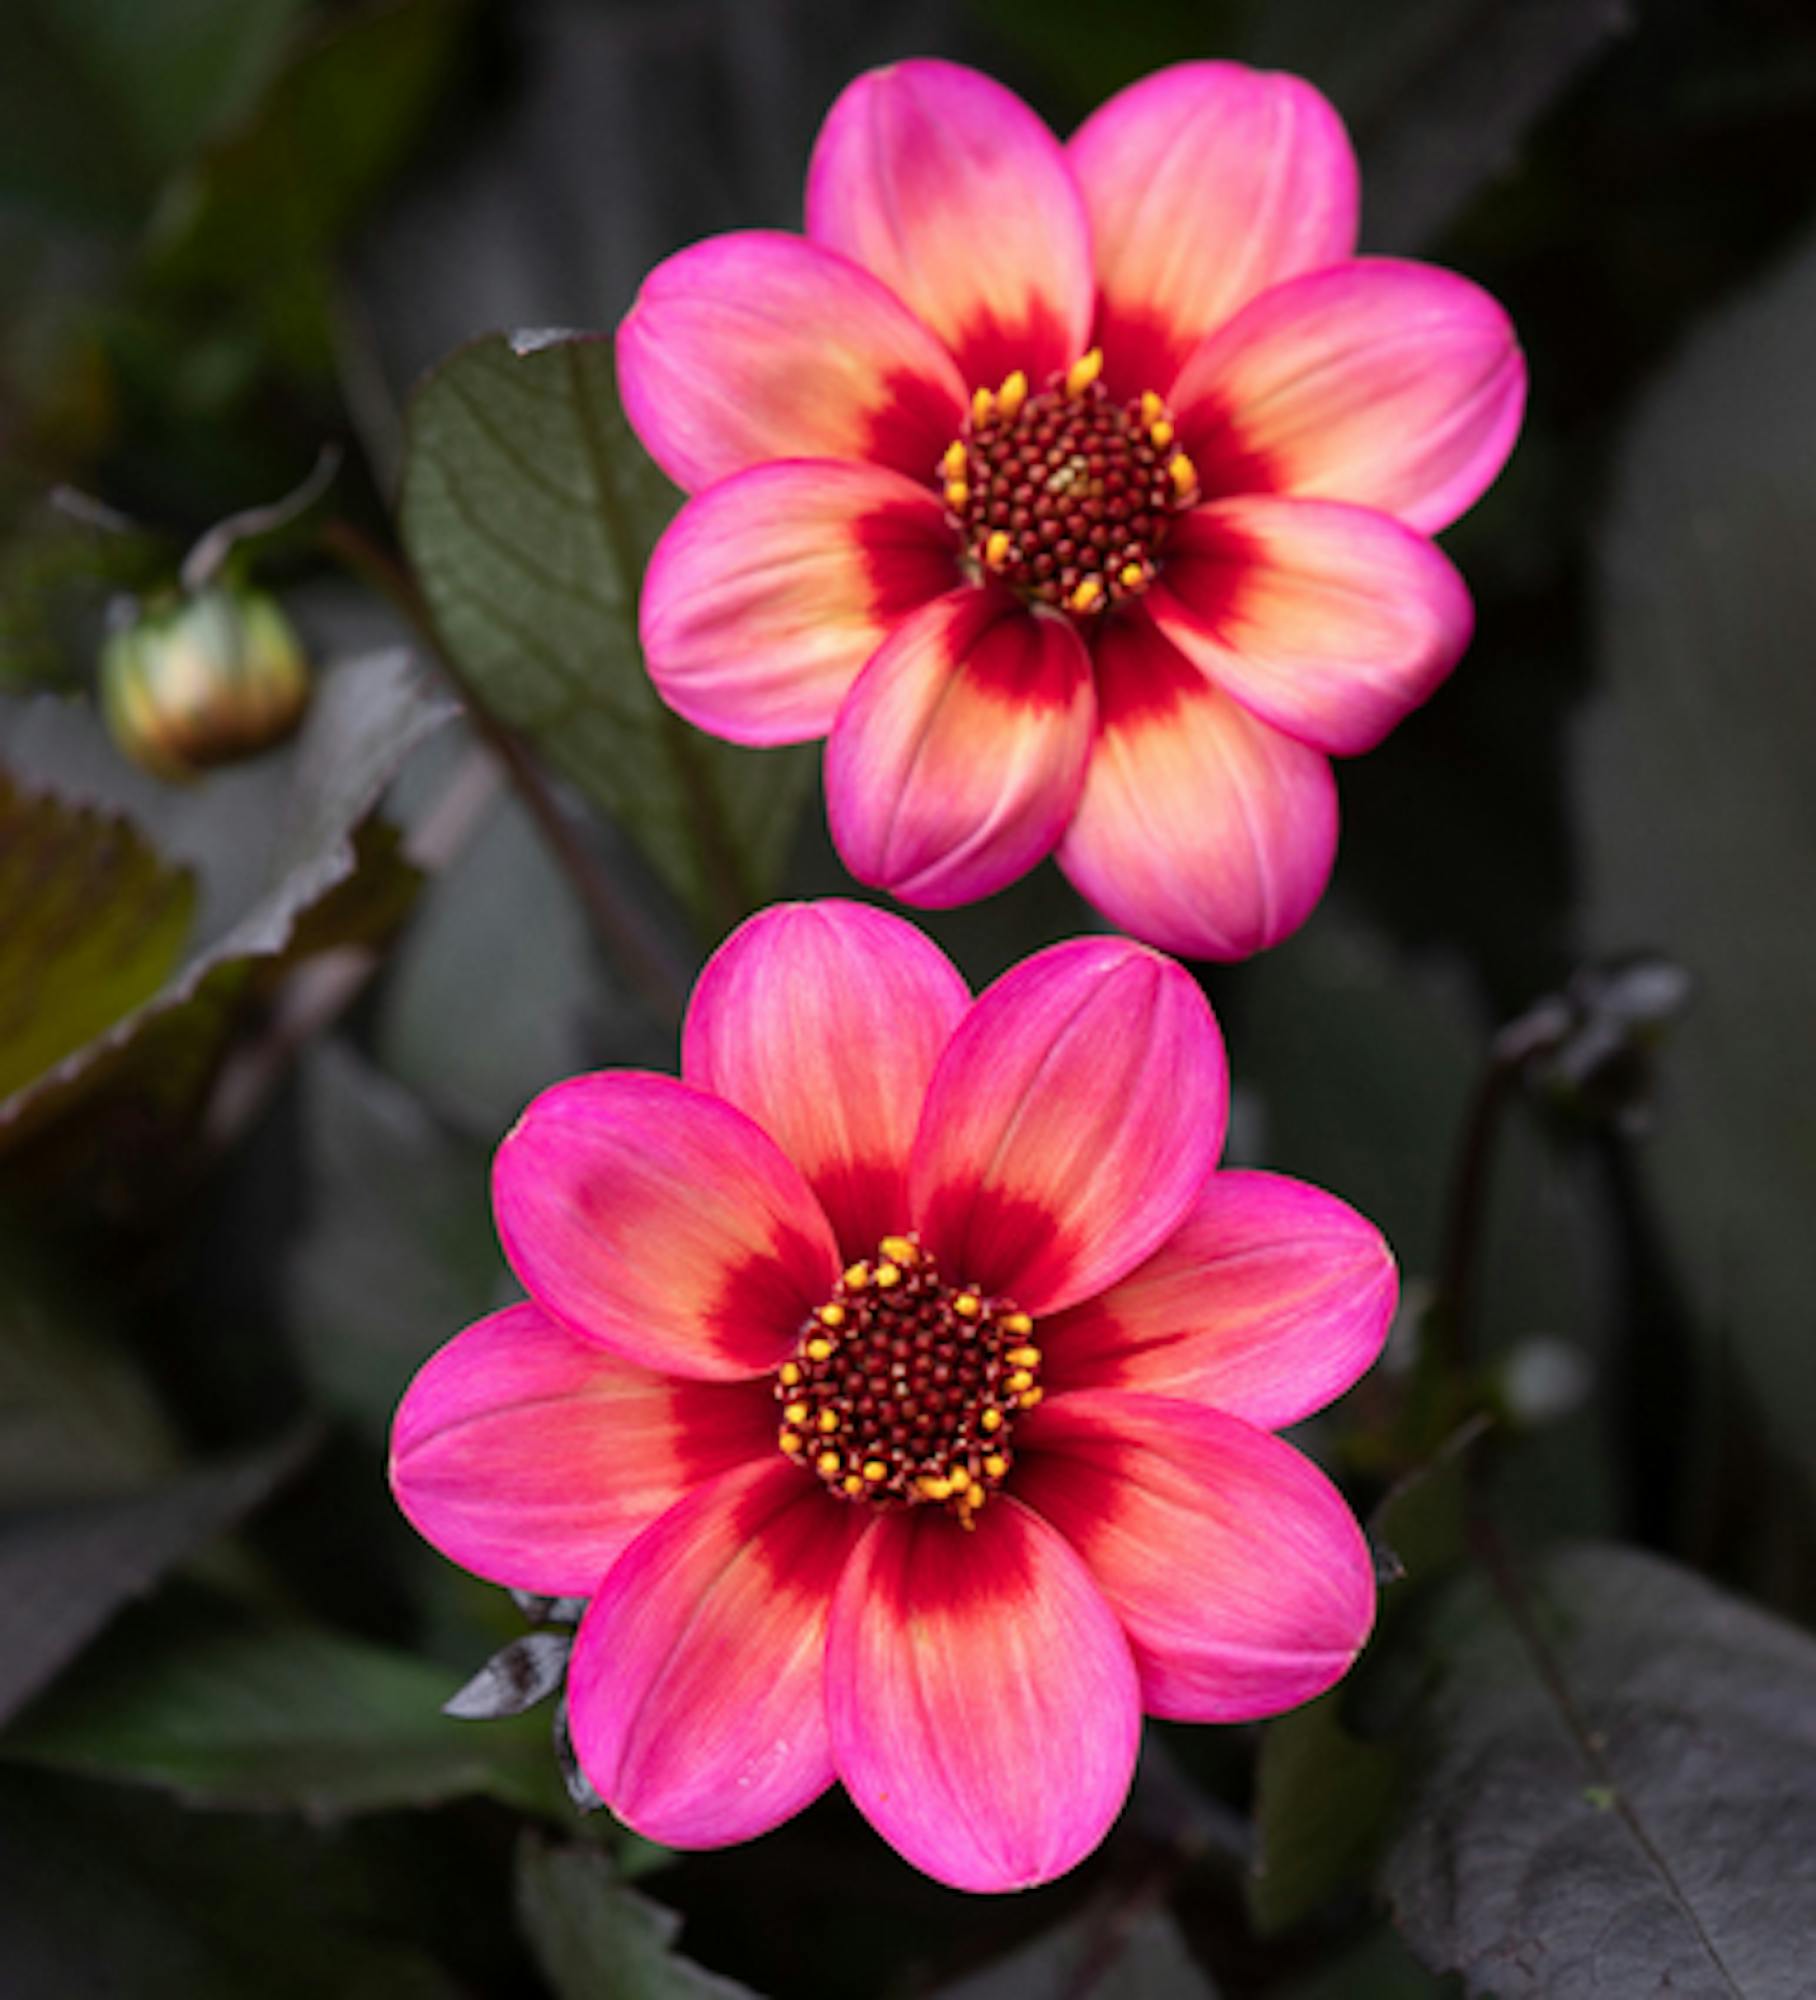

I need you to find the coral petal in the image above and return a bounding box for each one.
[493,1073,838,1380]
[389,1302,772,1596]
[1069,62,1358,395]
[909,934,1227,1313]
[826,1497,1139,1891]
[568,1459,869,1846]
[1057,608,1337,960]
[1041,1171,1397,1429]
[641,460,957,745]
[1018,1390,1375,1720]
[825,587,1094,909]
[808,59,1094,387]
[683,901,971,1259]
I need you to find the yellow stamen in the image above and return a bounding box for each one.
[983,1453,1008,1480]
[1118,561,1149,593]
[879,1234,918,1266]
[1168,451,1198,498]
[843,1262,872,1290]
[817,1408,841,1433]
[971,386,996,427]
[941,440,968,480]
[862,1460,888,1484]
[817,1450,843,1478]
[983,529,1012,570]
[805,1337,833,1363]
[980,1407,1004,1433]
[783,1401,810,1425]
[948,1465,972,1493]
[1001,1312,1033,1338]
[1006,1346,1041,1369]
[778,1362,802,1388]
[843,1474,865,1496]
[1019,1386,1045,1409]
[779,1428,804,1455]
[997,369,1029,419]
[953,1292,982,1320]
[1065,348,1104,397]
[918,1474,954,1502]
[817,1302,846,1329]
[1006,1368,1035,1395]
[1148,418,1175,450]
[1068,577,1105,615]
[944,479,970,512]
[874,1261,901,1290]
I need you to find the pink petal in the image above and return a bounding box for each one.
[826,1496,1139,1891]
[1147,497,1473,755]
[493,1072,838,1381]
[1170,259,1526,534]
[806,58,1094,389]
[1016,1390,1375,1721]
[682,900,971,1259]
[824,585,1094,909]
[1056,608,1337,960]
[617,230,967,492]
[909,934,1227,1315]
[1068,62,1358,397]
[567,1458,869,1847]
[1040,1171,1396,1429]
[641,460,958,746]
[389,1302,772,1596]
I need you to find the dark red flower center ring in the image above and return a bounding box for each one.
[940,347,1200,619]
[774,1233,1043,1524]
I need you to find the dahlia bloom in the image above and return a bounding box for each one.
[390,901,1395,1890]
[618,60,1525,959]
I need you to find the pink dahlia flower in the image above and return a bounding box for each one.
[618,59,1525,959]
[390,901,1395,1891]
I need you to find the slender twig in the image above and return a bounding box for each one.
[319,516,689,1025]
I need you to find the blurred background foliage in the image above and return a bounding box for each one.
[3,0,1816,1992]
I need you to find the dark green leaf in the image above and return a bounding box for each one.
[0,772,195,1097]
[515,1835,759,2000]
[1383,1542,1816,1995]
[0,1432,308,1728]
[1578,219,1816,1488]
[3,1590,564,1820]
[933,1900,1218,1999]
[400,330,813,932]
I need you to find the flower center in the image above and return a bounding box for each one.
[939,348,1199,619]
[773,1233,1042,1525]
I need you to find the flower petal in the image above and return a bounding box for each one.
[567,1458,869,1847]
[825,586,1094,909]
[618,230,967,492]
[1147,496,1473,755]
[493,1072,838,1380]
[1068,62,1358,397]
[1170,259,1526,534]
[683,901,971,1259]
[807,58,1094,389]
[826,1496,1139,1891]
[389,1302,773,1595]
[1016,1390,1375,1721]
[641,460,957,746]
[909,934,1227,1314]
[1056,608,1337,960]
[1041,1171,1396,1429]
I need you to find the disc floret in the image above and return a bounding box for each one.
[940,349,1199,618]
[774,1234,1042,1523]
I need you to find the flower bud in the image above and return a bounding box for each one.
[102,585,310,782]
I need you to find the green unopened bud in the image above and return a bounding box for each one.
[102,585,311,782]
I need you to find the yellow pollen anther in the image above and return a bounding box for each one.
[1001,1312,1033,1337]
[941,440,968,479]
[997,369,1029,419]
[983,1453,1008,1480]
[874,1261,902,1290]
[843,1474,865,1496]
[944,480,970,512]
[863,1460,888,1483]
[879,1234,917,1266]
[953,1292,982,1320]
[1020,1386,1045,1409]
[843,1262,872,1290]
[817,1303,846,1329]
[983,529,1012,570]
[817,1450,843,1477]
[948,1465,971,1493]
[1168,451,1199,497]
[1006,1346,1042,1369]
[817,1409,841,1433]
[1068,577,1105,615]
[1006,1368,1035,1395]
[778,1362,802,1388]
[918,1475,954,1501]
[971,386,996,426]
[805,1337,833,1363]
[980,1407,1004,1432]
[783,1401,810,1425]
[1148,418,1175,450]
[1118,561,1149,593]
[1140,390,1165,425]
[779,1428,804,1454]
[1065,347,1104,397]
